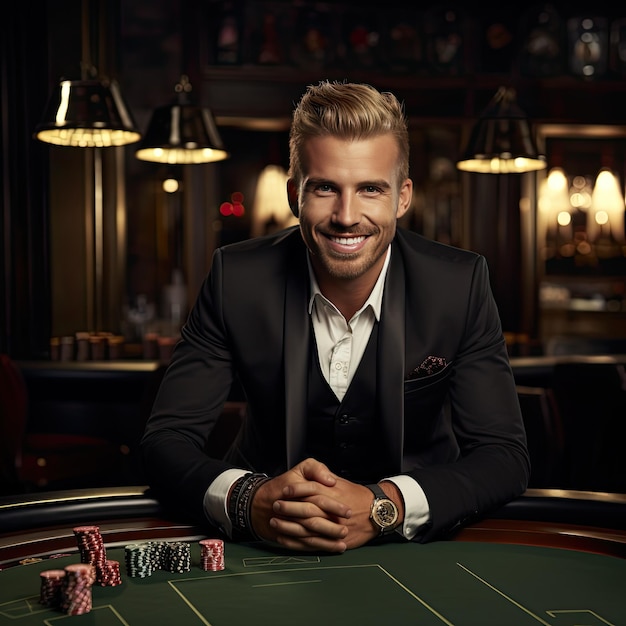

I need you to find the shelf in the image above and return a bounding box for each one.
[201,65,626,127]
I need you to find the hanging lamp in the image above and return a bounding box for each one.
[135,75,229,164]
[457,87,547,174]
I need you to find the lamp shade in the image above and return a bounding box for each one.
[135,103,229,164]
[34,79,141,148]
[457,87,547,174]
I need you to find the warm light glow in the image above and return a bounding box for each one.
[456,156,547,174]
[537,167,572,244]
[595,210,609,225]
[162,178,179,193]
[538,168,570,215]
[251,164,297,236]
[36,127,142,147]
[135,146,229,164]
[570,175,593,209]
[589,169,625,242]
[557,211,571,226]
[56,81,71,124]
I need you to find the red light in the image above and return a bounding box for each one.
[232,203,245,217]
[231,191,244,203]
[220,202,233,216]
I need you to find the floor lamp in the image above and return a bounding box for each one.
[34,1,141,334]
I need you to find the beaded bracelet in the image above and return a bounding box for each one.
[229,473,269,541]
[228,473,250,529]
[240,474,270,541]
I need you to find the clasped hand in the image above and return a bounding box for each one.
[248,458,378,553]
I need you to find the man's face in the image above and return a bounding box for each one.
[295,134,412,287]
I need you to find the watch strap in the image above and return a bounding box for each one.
[366,483,388,501]
[366,483,399,535]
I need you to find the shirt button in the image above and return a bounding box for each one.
[334,362,342,371]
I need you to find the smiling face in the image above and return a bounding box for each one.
[294,134,412,293]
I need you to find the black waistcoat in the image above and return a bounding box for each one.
[305,322,390,483]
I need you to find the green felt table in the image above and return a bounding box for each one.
[1,487,625,625]
[1,538,625,625]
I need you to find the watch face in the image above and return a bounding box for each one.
[373,499,398,529]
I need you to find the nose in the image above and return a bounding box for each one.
[331,193,360,227]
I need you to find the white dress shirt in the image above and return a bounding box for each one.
[205,246,430,540]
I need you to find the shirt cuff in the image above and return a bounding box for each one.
[386,475,430,540]
[203,468,250,537]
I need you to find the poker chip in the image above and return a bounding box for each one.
[39,569,66,608]
[124,543,155,578]
[96,559,122,586]
[165,542,192,573]
[73,524,121,586]
[62,563,95,615]
[33,524,232,615]
[123,540,193,577]
[199,538,225,571]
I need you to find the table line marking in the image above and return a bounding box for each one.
[252,579,322,588]
[43,604,130,626]
[457,562,553,626]
[547,609,615,626]
[378,567,455,626]
[170,563,456,625]
[0,595,48,619]
[242,556,321,567]
[168,582,214,626]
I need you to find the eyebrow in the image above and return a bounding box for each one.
[304,177,392,190]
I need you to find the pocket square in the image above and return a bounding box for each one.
[407,356,447,380]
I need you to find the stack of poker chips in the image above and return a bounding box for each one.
[124,541,192,577]
[39,569,66,609]
[39,564,95,615]
[199,539,225,571]
[73,525,122,586]
[61,563,95,616]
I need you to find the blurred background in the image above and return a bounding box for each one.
[1,1,625,495]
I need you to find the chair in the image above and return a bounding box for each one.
[551,361,626,493]
[516,385,565,489]
[0,354,132,494]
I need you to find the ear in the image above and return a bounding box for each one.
[395,178,413,220]
[286,179,299,218]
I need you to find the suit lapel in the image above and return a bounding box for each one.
[378,246,406,473]
[284,250,310,467]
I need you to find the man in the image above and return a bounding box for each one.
[141,80,530,554]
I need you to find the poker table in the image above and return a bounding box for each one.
[1,487,625,625]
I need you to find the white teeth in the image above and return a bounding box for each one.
[330,236,365,245]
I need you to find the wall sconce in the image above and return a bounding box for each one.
[456,87,547,174]
[539,165,625,266]
[135,75,229,164]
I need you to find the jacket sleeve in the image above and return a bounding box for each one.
[140,247,238,523]
[407,255,531,541]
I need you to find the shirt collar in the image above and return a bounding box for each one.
[307,245,391,322]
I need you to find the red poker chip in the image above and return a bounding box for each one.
[199,538,225,571]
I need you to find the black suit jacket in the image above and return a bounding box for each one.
[141,226,530,540]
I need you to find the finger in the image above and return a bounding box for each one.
[270,515,348,539]
[298,458,337,487]
[275,496,351,520]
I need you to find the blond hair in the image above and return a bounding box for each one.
[288,80,409,188]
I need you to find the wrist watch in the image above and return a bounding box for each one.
[366,483,399,535]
